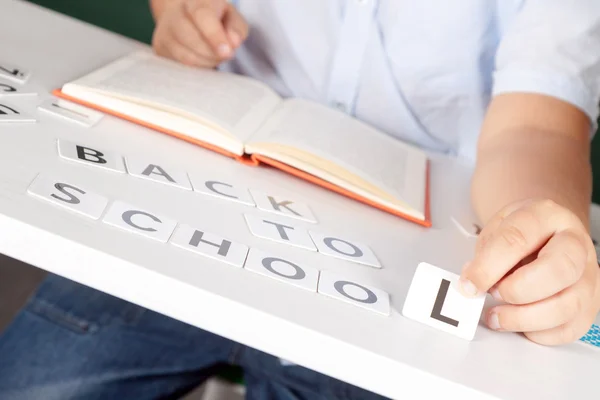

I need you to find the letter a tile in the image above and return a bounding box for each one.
[402,262,486,340]
[125,157,192,190]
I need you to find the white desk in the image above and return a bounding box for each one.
[1,1,599,399]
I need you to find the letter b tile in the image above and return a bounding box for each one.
[402,262,486,340]
[58,139,125,173]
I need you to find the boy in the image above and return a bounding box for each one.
[1,0,599,399]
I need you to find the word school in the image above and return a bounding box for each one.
[29,140,390,315]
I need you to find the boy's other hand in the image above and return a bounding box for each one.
[459,198,600,345]
[152,0,248,68]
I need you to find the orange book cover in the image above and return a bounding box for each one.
[52,89,432,228]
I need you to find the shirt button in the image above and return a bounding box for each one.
[331,101,348,113]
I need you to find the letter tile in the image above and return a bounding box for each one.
[102,201,177,242]
[244,248,319,292]
[402,262,486,340]
[27,174,108,220]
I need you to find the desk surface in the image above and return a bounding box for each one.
[1,1,599,399]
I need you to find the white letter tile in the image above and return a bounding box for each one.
[244,214,316,251]
[27,174,108,220]
[309,231,380,268]
[102,201,177,242]
[58,139,125,173]
[189,173,255,206]
[0,61,30,84]
[317,270,390,316]
[170,224,248,268]
[249,189,316,223]
[0,79,37,97]
[38,99,103,127]
[244,248,319,292]
[402,262,486,341]
[0,102,35,123]
[125,157,192,190]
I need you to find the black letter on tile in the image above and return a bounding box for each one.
[205,181,238,199]
[189,230,231,257]
[121,210,160,232]
[267,196,301,216]
[0,65,22,77]
[262,220,295,240]
[76,146,107,164]
[0,104,19,115]
[323,237,363,258]
[0,83,16,93]
[262,257,306,280]
[333,281,377,304]
[51,183,85,205]
[431,279,459,327]
[141,164,176,183]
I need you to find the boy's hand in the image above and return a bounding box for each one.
[152,0,248,68]
[459,198,600,345]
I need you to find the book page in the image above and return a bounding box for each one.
[65,51,282,143]
[246,99,427,214]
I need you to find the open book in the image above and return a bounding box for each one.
[55,51,431,226]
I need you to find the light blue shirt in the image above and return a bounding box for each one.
[223,0,600,163]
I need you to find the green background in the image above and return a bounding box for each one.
[25,0,600,203]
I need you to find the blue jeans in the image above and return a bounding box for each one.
[0,274,388,400]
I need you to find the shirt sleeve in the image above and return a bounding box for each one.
[493,0,600,128]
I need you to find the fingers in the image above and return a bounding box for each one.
[170,14,212,54]
[525,323,588,346]
[460,198,600,345]
[492,230,588,304]
[164,42,207,67]
[460,199,580,296]
[154,20,215,67]
[475,199,532,240]
[486,257,600,344]
[223,5,249,47]
[486,284,586,333]
[524,274,600,345]
[153,0,248,68]
[524,304,597,346]
[185,0,234,59]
